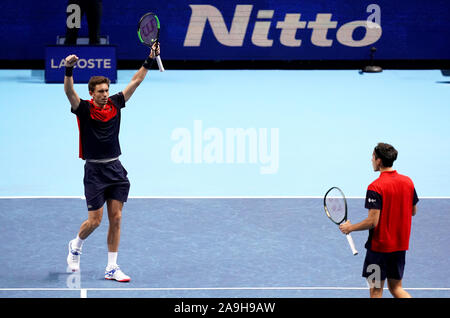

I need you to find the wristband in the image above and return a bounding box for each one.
[142,57,154,70]
[65,66,74,77]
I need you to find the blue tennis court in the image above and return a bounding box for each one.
[0,69,449,298]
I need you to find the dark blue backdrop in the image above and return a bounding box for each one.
[1,0,449,61]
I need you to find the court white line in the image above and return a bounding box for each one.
[2,286,449,298]
[1,196,449,199]
[0,196,323,199]
[0,196,85,199]
[1,287,449,291]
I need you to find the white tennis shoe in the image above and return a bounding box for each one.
[66,240,82,272]
[104,265,131,282]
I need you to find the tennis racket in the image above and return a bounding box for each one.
[138,12,164,72]
[324,187,358,255]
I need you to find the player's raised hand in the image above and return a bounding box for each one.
[150,42,160,59]
[65,54,79,67]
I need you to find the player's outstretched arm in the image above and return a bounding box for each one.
[122,42,160,102]
[64,54,81,111]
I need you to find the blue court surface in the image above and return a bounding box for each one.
[0,69,449,298]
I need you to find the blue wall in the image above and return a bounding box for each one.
[1,0,450,61]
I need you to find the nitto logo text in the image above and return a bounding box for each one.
[184,4,382,48]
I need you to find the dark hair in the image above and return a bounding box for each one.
[88,76,110,92]
[374,142,398,167]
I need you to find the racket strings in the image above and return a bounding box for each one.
[325,195,346,223]
[139,15,159,45]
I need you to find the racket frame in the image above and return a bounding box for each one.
[137,12,165,72]
[323,186,358,256]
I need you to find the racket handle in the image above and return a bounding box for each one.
[346,234,358,255]
[155,55,165,72]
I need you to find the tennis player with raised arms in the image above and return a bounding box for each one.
[64,42,160,282]
[339,143,419,298]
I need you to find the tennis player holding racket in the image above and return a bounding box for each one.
[339,143,419,298]
[64,42,160,282]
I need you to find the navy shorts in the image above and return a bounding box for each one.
[362,249,406,281]
[83,159,130,211]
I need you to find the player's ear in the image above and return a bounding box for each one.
[375,157,383,168]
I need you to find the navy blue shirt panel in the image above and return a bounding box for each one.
[71,92,125,160]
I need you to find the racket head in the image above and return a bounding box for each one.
[137,12,160,46]
[323,186,348,225]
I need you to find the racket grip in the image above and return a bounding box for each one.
[155,55,165,72]
[346,234,358,255]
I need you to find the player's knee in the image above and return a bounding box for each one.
[88,213,103,228]
[371,287,383,298]
[109,213,122,227]
[387,280,410,298]
[389,287,406,298]
[388,285,406,297]
[89,218,102,229]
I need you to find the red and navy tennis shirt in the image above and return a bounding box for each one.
[365,170,419,253]
[71,92,125,160]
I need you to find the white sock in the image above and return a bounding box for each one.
[73,235,84,249]
[108,252,118,267]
